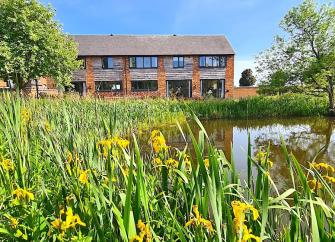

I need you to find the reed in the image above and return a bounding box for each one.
[0,93,333,241]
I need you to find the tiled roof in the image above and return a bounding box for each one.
[72,35,235,56]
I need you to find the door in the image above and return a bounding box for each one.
[166,80,191,98]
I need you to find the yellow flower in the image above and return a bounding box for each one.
[231,201,260,242]
[79,170,89,185]
[21,108,30,123]
[12,187,34,201]
[308,179,322,190]
[165,158,179,169]
[113,137,130,149]
[152,157,162,166]
[130,220,152,242]
[185,205,214,234]
[66,151,73,163]
[51,207,86,231]
[310,162,335,173]
[255,150,272,168]
[51,218,62,230]
[204,159,210,168]
[9,217,19,228]
[324,176,335,185]
[0,158,15,172]
[150,130,169,153]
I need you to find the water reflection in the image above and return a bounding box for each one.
[158,117,335,191]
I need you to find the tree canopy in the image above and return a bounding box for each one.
[0,0,80,89]
[239,69,256,86]
[256,0,335,110]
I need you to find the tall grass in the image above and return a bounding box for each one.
[0,94,334,241]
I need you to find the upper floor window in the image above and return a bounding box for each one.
[173,56,184,68]
[78,57,86,69]
[199,56,226,68]
[95,81,122,92]
[129,56,158,69]
[102,57,113,69]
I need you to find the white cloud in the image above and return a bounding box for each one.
[234,58,256,86]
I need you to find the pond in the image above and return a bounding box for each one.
[145,117,335,192]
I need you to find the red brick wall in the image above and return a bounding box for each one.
[192,56,201,98]
[225,55,234,98]
[157,57,167,97]
[86,57,95,93]
[234,87,259,99]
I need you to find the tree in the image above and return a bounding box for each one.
[239,69,256,86]
[0,0,80,90]
[256,0,335,113]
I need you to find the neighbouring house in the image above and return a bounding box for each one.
[0,35,259,99]
[71,34,235,99]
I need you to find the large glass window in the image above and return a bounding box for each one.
[131,80,158,91]
[173,56,184,68]
[129,57,158,69]
[199,56,226,68]
[201,79,224,98]
[102,57,113,69]
[167,80,191,98]
[95,81,122,92]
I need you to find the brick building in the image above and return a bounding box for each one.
[71,35,235,99]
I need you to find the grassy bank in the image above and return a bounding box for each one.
[0,94,334,241]
[184,94,328,119]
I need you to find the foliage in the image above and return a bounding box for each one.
[0,94,334,241]
[0,0,80,89]
[239,69,256,87]
[256,0,335,109]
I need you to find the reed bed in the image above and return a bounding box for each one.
[0,93,334,241]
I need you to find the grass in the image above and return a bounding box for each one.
[0,93,334,241]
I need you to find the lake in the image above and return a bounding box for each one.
[148,117,335,191]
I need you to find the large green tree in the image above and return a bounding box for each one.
[239,69,256,86]
[0,0,80,90]
[256,0,335,112]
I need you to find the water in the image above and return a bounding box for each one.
[152,117,335,191]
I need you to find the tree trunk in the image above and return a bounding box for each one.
[327,80,335,116]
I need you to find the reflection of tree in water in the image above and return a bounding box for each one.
[143,117,335,192]
[251,118,335,191]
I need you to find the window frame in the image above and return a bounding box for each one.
[173,56,184,68]
[95,81,122,92]
[131,80,158,92]
[102,57,114,69]
[129,56,158,69]
[199,56,227,68]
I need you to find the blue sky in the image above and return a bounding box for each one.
[41,0,329,84]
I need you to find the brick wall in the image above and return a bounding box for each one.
[234,87,259,99]
[192,56,201,98]
[157,56,167,97]
[225,55,234,98]
[86,57,95,93]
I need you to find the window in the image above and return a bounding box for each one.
[201,79,224,98]
[173,56,184,68]
[95,81,122,92]
[129,57,158,69]
[102,57,113,69]
[131,80,158,91]
[78,57,86,69]
[199,56,226,68]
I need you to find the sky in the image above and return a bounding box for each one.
[40,0,329,85]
